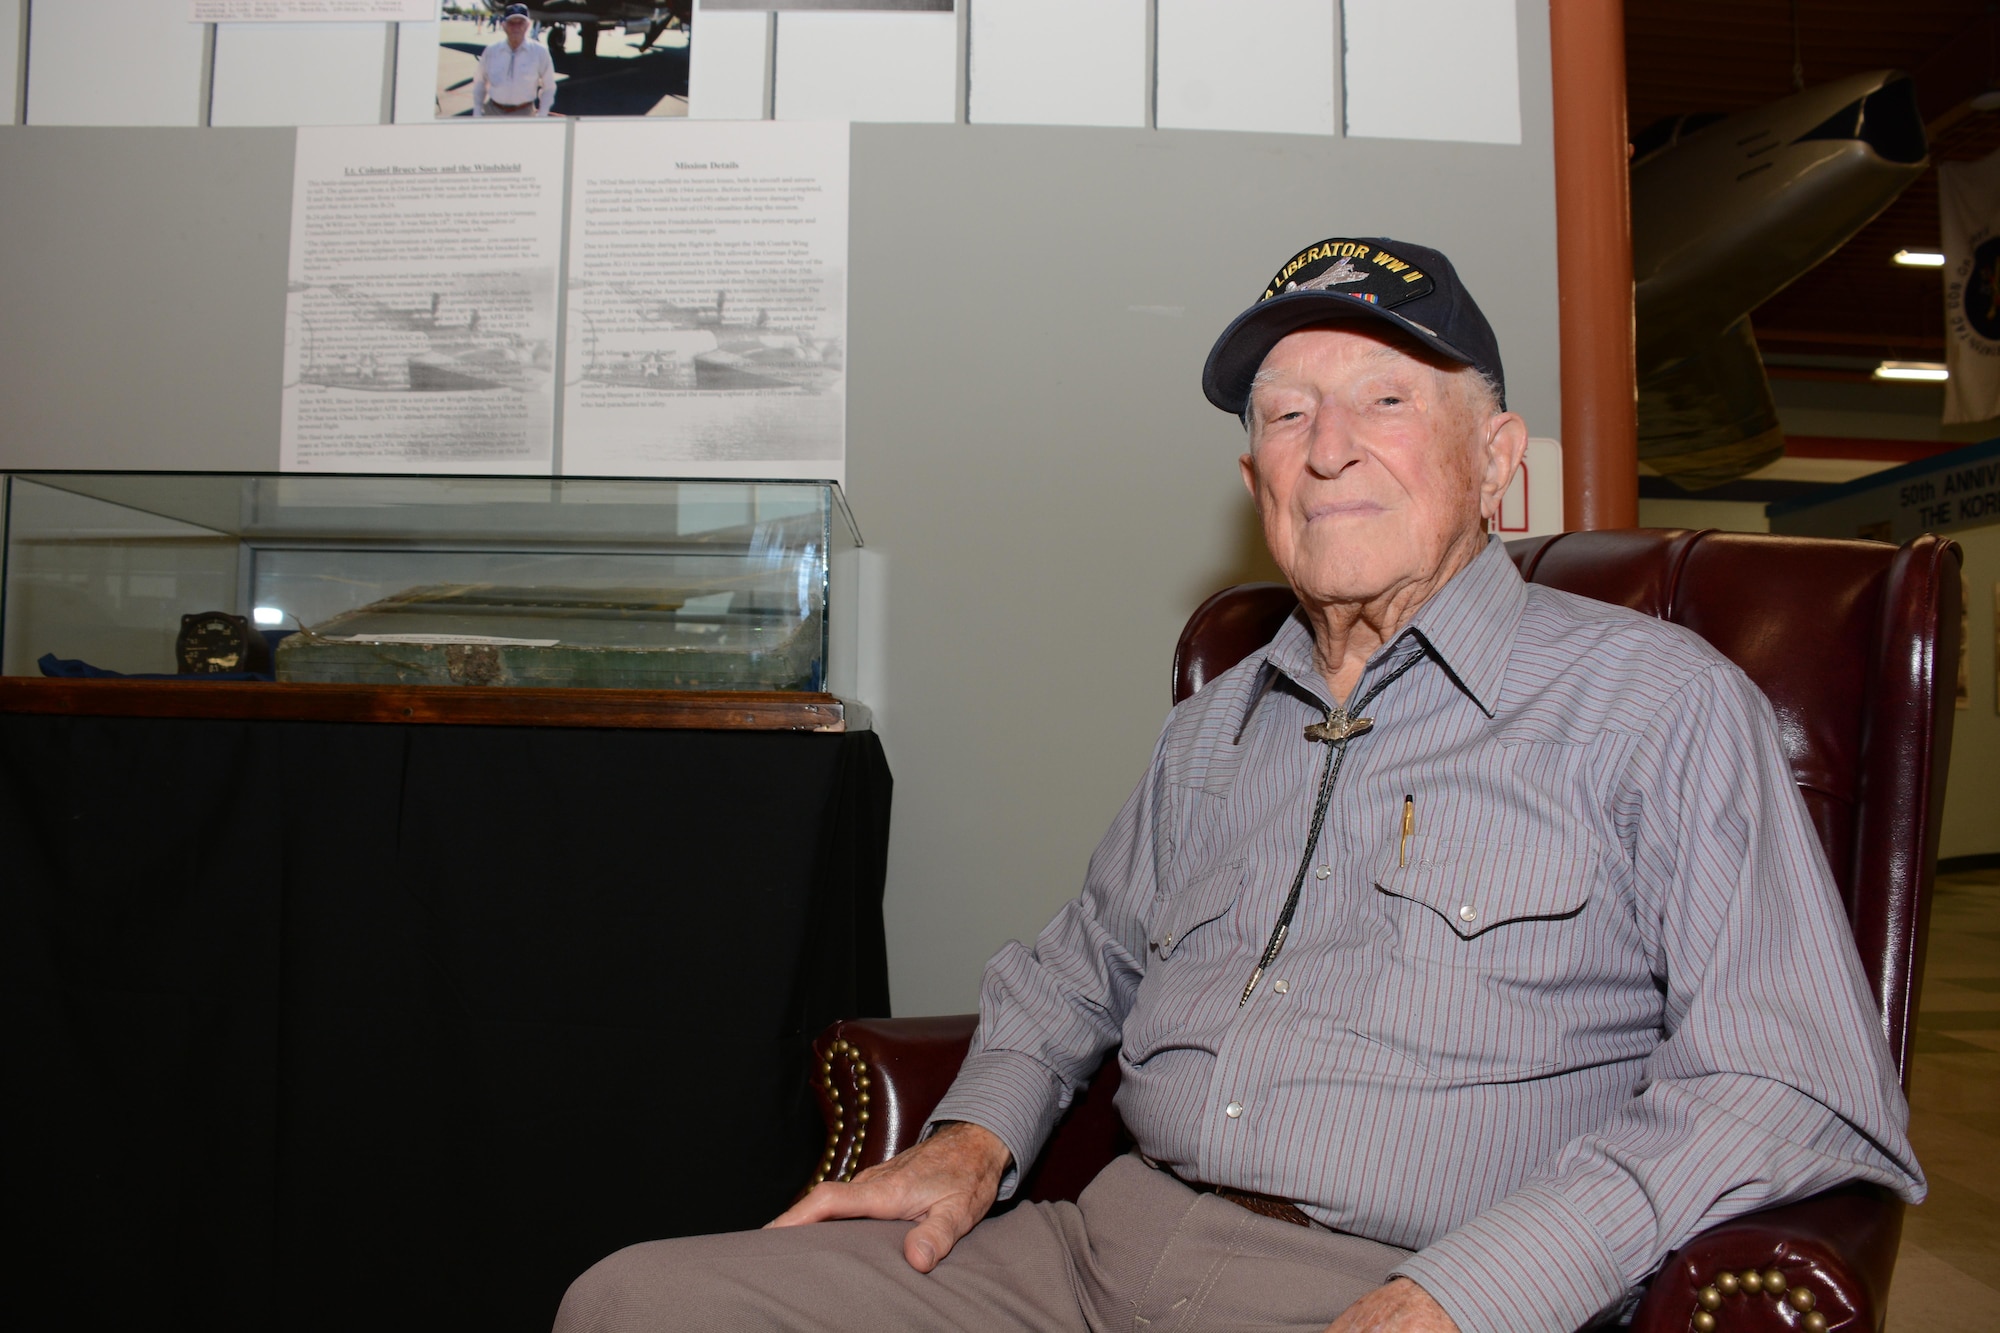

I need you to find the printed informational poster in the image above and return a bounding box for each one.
[191,0,432,20]
[280,123,565,473]
[562,120,849,482]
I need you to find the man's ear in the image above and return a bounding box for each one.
[1239,452,1258,500]
[1476,413,1530,525]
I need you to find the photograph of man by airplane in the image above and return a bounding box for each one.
[436,2,692,119]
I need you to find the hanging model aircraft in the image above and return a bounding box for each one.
[1630,69,1929,488]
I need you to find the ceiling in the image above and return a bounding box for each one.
[1625,0,2000,476]
[1616,2,2000,496]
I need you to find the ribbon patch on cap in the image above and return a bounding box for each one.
[1259,239,1435,308]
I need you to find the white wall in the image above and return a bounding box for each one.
[1156,0,1338,136]
[969,0,1146,129]
[27,0,207,126]
[210,22,387,127]
[1345,0,1521,144]
[2,0,23,125]
[774,12,957,123]
[690,4,771,121]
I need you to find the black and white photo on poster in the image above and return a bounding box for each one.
[562,120,849,482]
[437,3,692,119]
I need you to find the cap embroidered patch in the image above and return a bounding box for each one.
[1259,239,1435,308]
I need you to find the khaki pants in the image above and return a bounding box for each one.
[554,1153,1413,1333]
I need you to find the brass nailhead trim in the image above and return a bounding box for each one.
[1688,1267,1823,1333]
[812,1038,873,1185]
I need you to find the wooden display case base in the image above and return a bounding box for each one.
[0,677,848,732]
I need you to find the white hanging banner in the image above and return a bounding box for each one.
[192,1,433,19]
[1942,145,2000,424]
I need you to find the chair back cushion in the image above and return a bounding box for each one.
[1170,530,1962,1081]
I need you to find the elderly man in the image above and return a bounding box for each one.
[555,237,1922,1333]
[472,5,555,118]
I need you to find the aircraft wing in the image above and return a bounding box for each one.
[1630,70,1926,486]
[1636,316,1786,490]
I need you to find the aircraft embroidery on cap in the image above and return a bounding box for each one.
[1286,255,1369,292]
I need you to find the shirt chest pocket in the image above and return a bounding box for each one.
[1124,862,1246,1065]
[1373,840,1594,966]
[1357,840,1595,1081]
[1148,860,1246,961]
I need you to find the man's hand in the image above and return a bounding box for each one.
[1324,1278,1459,1333]
[765,1120,1012,1274]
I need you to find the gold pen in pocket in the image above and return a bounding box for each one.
[1399,794,1415,867]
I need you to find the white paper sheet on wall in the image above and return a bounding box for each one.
[28,0,208,126]
[392,19,440,122]
[561,120,850,483]
[279,123,566,474]
[1156,0,1336,137]
[968,0,1146,129]
[190,1,431,19]
[689,4,771,120]
[774,13,955,123]
[210,22,388,126]
[1344,0,1521,144]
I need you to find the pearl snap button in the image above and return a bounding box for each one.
[1225,1101,1244,1119]
[1458,904,1478,923]
[1273,979,1290,994]
[1314,865,1331,880]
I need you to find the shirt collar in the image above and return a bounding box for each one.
[1258,535,1526,718]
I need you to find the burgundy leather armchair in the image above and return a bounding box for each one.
[808,529,1963,1333]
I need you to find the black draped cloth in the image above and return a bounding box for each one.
[1,714,891,1332]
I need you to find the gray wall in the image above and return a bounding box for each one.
[849,131,1559,1015]
[0,126,293,470]
[0,12,1557,1015]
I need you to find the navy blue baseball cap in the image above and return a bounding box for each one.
[1202,237,1505,415]
[502,4,530,19]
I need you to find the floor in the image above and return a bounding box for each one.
[1884,866,2000,1331]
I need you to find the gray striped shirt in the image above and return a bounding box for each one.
[928,536,1923,1333]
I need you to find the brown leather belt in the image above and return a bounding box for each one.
[1151,1159,1319,1228]
[487,98,536,112]
[1197,1182,1319,1228]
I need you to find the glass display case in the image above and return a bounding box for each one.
[0,473,858,692]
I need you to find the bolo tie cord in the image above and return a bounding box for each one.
[1238,651,1426,1005]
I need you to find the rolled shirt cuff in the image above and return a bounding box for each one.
[923,1048,1068,1201]
[1390,1183,1630,1333]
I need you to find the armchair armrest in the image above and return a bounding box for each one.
[808,1025,1903,1331]
[809,1016,1130,1204]
[1629,1183,1904,1333]
[810,1016,976,1185]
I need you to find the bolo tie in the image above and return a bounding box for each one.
[1238,651,1425,1005]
